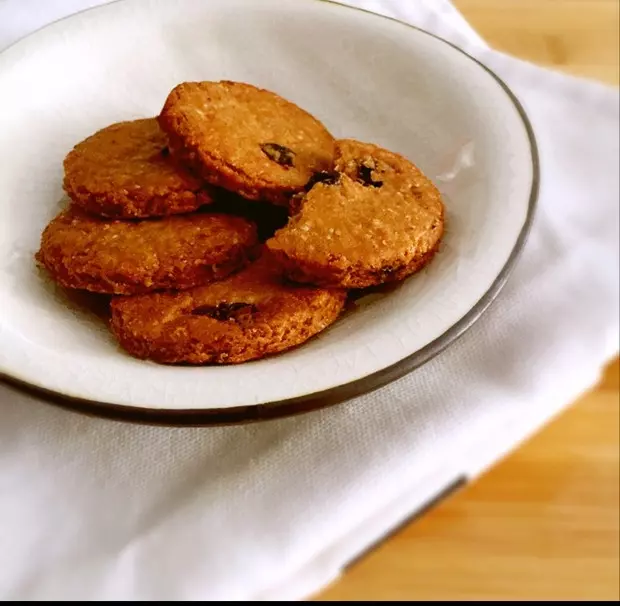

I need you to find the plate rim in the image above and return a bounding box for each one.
[0,0,540,426]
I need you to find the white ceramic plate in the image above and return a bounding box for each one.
[0,0,538,423]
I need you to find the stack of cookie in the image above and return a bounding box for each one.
[37,81,444,365]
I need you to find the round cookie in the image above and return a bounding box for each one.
[266,139,445,289]
[36,207,258,295]
[158,81,335,206]
[109,255,347,364]
[63,118,214,218]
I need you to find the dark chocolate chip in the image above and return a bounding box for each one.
[191,302,257,321]
[260,143,295,167]
[161,146,170,157]
[304,170,341,191]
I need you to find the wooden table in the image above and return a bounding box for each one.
[317,1,620,601]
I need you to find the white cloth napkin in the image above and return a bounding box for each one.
[0,0,618,601]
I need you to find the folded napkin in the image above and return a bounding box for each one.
[0,0,618,601]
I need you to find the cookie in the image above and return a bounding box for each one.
[36,206,258,295]
[266,139,445,289]
[109,255,347,364]
[158,81,335,206]
[63,118,214,218]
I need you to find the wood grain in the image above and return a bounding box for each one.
[317,1,620,601]
[455,0,619,85]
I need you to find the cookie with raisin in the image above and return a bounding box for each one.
[266,139,445,288]
[158,81,335,206]
[109,254,346,364]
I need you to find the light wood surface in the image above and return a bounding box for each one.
[317,1,620,601]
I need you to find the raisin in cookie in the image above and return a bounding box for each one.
[158,81,335,206]
[266,139,445,289]
[36,206,257,295]
[109,255,347,364]
[63,118,214,218]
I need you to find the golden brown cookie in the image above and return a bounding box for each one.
[63,118,214,218]
[266,139,445,289]
[36,207,258,295]
[158,81,335,206]
[109,255,347,364]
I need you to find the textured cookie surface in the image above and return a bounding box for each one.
[110,255,347,364]
[37,207,257,295]
[266,139,445,289]
[63,118,213,218]
[158,81,335,206]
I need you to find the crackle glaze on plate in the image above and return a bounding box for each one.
[0,0,537,421]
